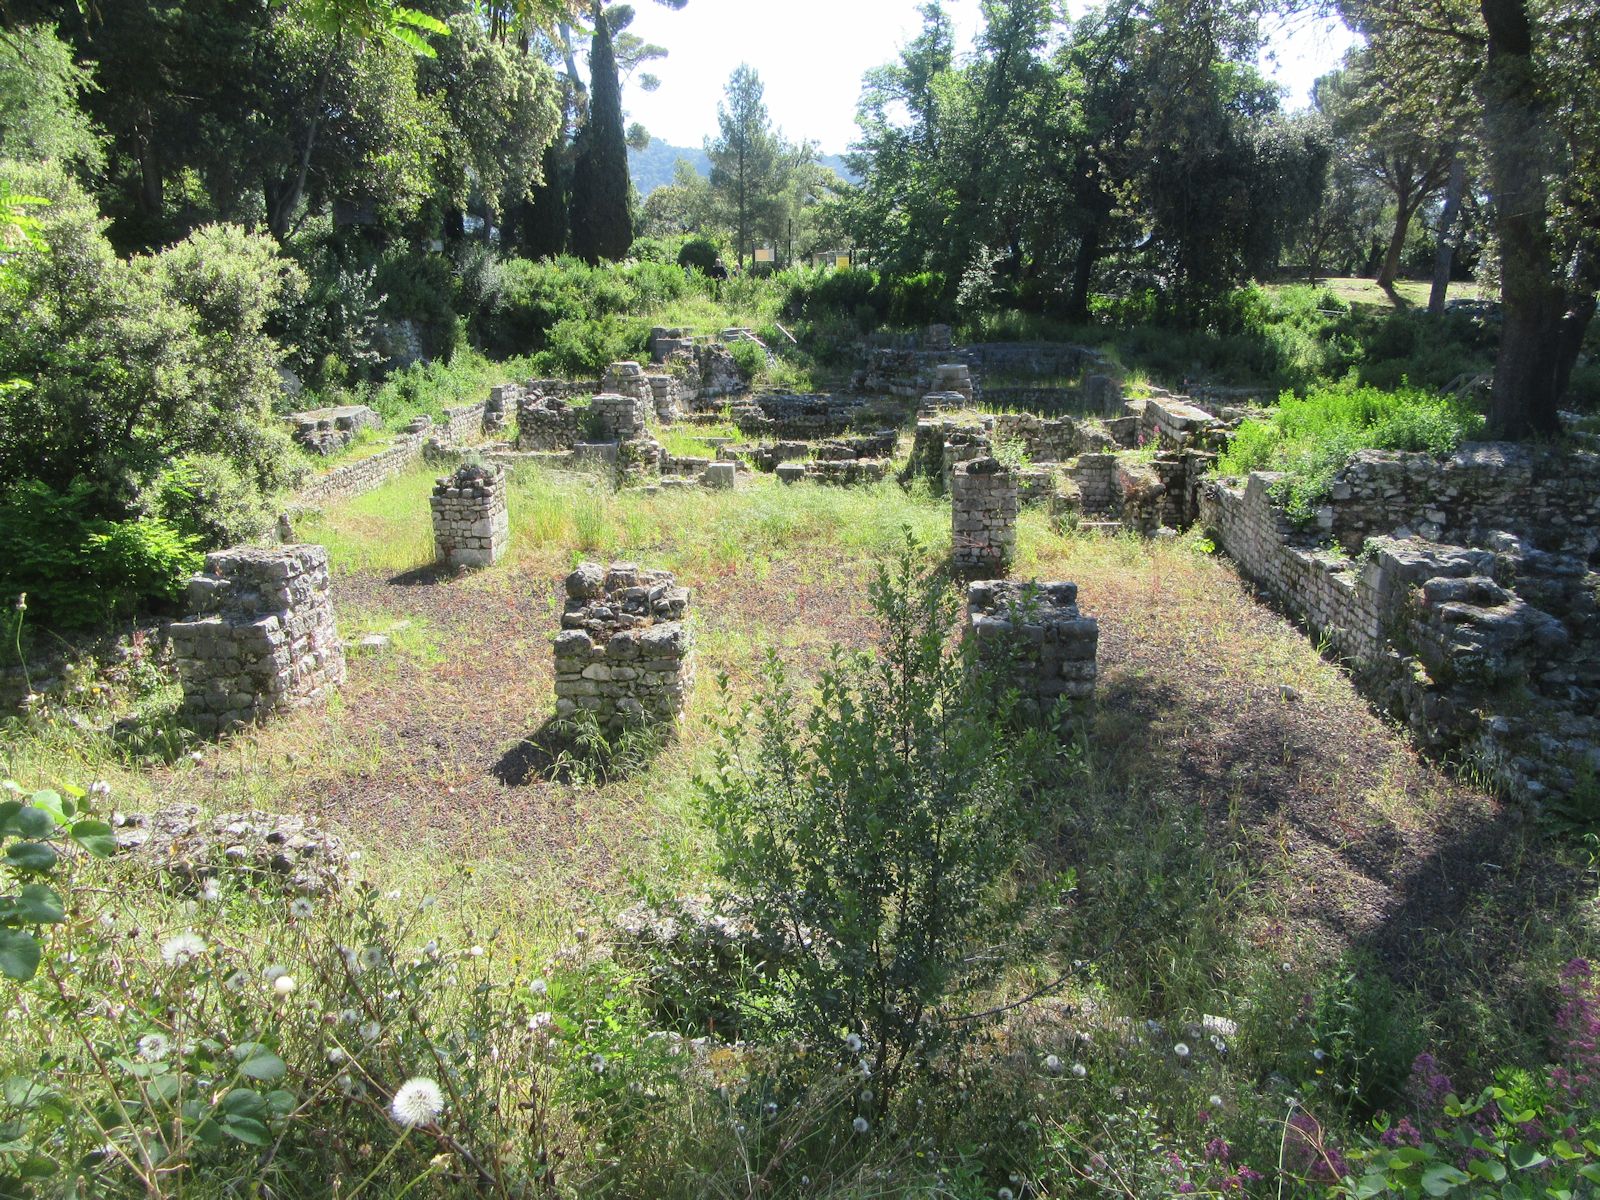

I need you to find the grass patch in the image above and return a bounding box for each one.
[1217,380,1485,522]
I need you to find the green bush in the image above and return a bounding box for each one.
[373,246,461,361]
[1218,381,1485,523]
[727,338,766,383]
[676,237,721,275]
[698,536,1065,1106]
[0,479,202,629]
[151,455,277,549]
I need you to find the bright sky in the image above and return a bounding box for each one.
[623,1,1358,154]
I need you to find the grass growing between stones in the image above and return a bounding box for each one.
[4,463,1598,1196]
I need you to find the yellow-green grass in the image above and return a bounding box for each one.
[1274,276,1485,311]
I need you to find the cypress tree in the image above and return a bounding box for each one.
[569,2,632,263]
[519,136,570,259]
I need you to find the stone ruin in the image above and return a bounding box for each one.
[554,562,695,731]
[1201,445,1600,800]
[289,404,381,455]
[952,458,1018,576]
[966,580,1098,719]
[168,545,345,736]
[114,806,347,896]
[431,462,509,568]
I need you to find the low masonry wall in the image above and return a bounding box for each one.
[1201,466,1599,800]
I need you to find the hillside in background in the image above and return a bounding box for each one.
[629,137,855,195]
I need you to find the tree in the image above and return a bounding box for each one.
[640,156,714,237]
[707,64,781,269]
[568,1,633,262]
[1314,49,1462,289]
[0,24,104,171]
[1342,0,1600,435]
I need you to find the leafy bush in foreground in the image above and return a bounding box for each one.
[1218,381,1485,523]
[698,536,1070,1107]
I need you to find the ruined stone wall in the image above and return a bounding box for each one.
[516,394,583,450]
[777,459,890,486]
[1137,393,1228,451]
[952,458,1017,575]
[298,433,428,503]
[729,394,871,439]
[1200,470,1600,799]
[442,401,489,444]
[168,545,345,735]
[1324,446,1600,558]
[553,562,694,731]
[966,580,1098,718]
[290,405,381,456]
[431,463,509,568]
[590,393,651,442]
[991,412,1113,462]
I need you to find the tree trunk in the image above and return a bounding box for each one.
[1065,209,1105,322]
[1480,0,1562,437]
[1428,156,1467,316]
[1375,190,1414,289]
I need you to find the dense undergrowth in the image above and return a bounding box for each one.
[1217,381,1488,522]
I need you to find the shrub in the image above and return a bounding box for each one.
[697,535,1065,1107]
[727,338,766,383]
[0,775,564,1197]
[373,246,461,361]
[150,455,277,549]
[1217,381,1485,523]
[0,480,202,629]
[677,237,720,275]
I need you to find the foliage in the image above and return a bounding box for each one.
[150,455,280,550]
[0,480,203,630]
[676,235,720,275]
[1218,380,1486,522]
[0,781,114,985]
[0,161,304,510]
[0,793,564,1196]
[726,337,765,382]
[569,0,633,263]
[0,24,105,171]
[698,535,1066,1105]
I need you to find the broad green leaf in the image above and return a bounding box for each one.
[2,1077,51,1109]
[218,1089,267,1118]
[221,1116,270,1145]
[26,792,66,824]
[0,929,40,980]
[237,1051,286,1082]
[5,841,57,873]
[9,808,53,839]
[1421,1163,1470,1195]
[12,884,64,924]
[145,1075,180,1103]
[1510,1145,1549,1171]
[265,1089,296,1115]
[69,820,115,858]
[1470,1159,1509,1183]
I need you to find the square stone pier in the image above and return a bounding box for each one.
[966,580,1098,718]
[952,457,1019,576]
[553,562,694,732]
[168,545,346,736]
[431,462,509,567]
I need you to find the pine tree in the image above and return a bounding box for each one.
[569,2,633,263]
[707,64,780,269]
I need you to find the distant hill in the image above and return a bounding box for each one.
[628,138,855,196]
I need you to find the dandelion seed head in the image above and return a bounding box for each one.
[390,1077,445,1127]
[289,899,313,919]
[1173,1042,1191,1060]
[845,1033,863,1053]
[160,932,207,966]
[360,1020,381,1042]
[852,1116,869,1134]
[137,1034,170,1062]
[273,974,297,997]
[1072,1062,1087,1079]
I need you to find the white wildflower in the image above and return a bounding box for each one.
[89,780,111,799]
[137,1034,170,1062]
[1312,1048,1326,1062]
[1173,1042,1191,1061]
[160,932,206,966]
[1044,1054,1062,1075]
[423,940,439,957]
[1210,1094,1224,1108]
[1071,1062,1087,1079]
[858,1058,872,1079]
[200,880,221,903]
[263,964,289,984]
[390,1077,445,1128]
[359,946,385,971]
[527,1011,554,1036]
[529,978,548,996]
[844,1033,863,1054]
[852,1116,869,1134]
[999,1191,1015,1200]
[289,898,313,919]
[328,1048,346,1064]
[223,970,249,993]
[589,1054,606,1074]
[360,1021,382,1042]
